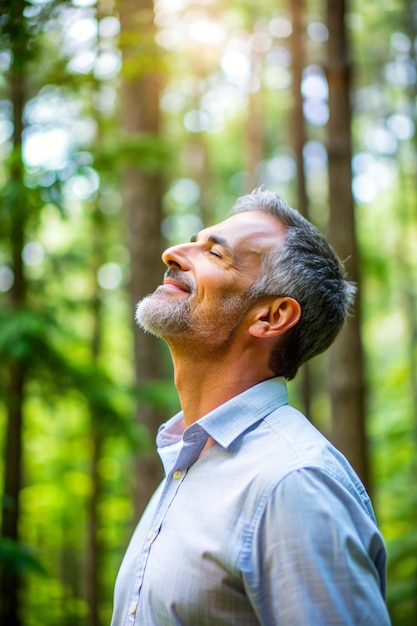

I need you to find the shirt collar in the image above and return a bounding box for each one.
[157,377,288,450]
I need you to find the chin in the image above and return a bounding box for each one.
[135,293,191,337]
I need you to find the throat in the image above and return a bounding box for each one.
[172,354,265,427]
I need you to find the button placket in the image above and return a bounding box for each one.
[127,424,209,621]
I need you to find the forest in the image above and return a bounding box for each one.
[0,0,416,624]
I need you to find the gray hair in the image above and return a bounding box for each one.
[232,189,356,380]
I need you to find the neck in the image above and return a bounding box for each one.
[167,340,274,426]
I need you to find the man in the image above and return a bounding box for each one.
[112,189,390,625]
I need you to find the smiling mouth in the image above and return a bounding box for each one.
[162,277,191,293]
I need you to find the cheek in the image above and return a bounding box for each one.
[195,264,249,303]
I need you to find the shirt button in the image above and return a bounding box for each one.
[173,470,182,480]
[147,530,155,541]
[129,602,137,614]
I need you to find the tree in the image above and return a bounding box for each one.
[326,0,369,488]
[288,0,313,418]
[117,0,168,517]
[1,2,31,623]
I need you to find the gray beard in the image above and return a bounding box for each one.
[135,286,251,352]
[135,289,192,338]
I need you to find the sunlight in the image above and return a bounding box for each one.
[23,128,71,169]
[221,51,250,83]
[352,174,378,204]
[99,16,120,38]
[384,60,416,88]
[268,16,292,38]
[301,66,328,100]
[251,31,272,53]
[303,101,329,126]
[95,85,118,113]
[0,119,13,143]
[188,19,225,45]
[264,155,296,184]
[72,0,96,6]
[22,242,45,267]
[156,27,184,50]
[0,50,11,72]
[303,141,328,175]
[202,84,247,117]
[264,66,291,90]
[168,178,200,206]
[387,113,415,141]
[390,31,411,54]
[352,152,398,193]
[97,263,123,290]
[302,66,329,127]
[0,266,14,292]
[64,170,100,201]
[161,214,204,245]
[365,126,397,154]
[160,90,186,114]
[94,51,122,80]
[183,109,211,133]
[64,16,97,55]
[156,0,188,12]
[68,50,96,74]
[307,22,328,42]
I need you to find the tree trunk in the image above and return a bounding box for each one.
[85,217,104,626]
[118,0,166,517]
[288,0,313,419]
[289,0,309,222]
[1,367,24,626]
[326,0,369,489]
[85,426,102,626]
[245,51,264,191]
[0,3,27,625]
[397,3,417,619]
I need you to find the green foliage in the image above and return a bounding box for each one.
[134,379,180,412]
[96,133,171,174]
[0,538,46,577]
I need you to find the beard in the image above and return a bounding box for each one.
[135,268,194,338]
[135,289,192,337]
[135,270,251,350]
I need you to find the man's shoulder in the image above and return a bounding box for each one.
[235,402,327,467]
[232,403,369,509]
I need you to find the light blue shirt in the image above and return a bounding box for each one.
[112,378,390,625]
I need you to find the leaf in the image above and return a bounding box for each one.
[0,538,47,577]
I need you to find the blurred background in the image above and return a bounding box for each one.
[0,0,416,624]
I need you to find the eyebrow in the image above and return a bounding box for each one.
[190,234,231,250]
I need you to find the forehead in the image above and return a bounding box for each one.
[203,210,287,256]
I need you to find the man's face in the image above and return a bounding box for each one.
[135,210,286,349]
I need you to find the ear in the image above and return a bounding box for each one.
[249,297,301,338]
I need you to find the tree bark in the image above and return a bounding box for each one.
[85,217,104,626]
[288,0,313,419]
[289,0,309,221]
[245,50,265,191]
[117,0,166,517]
[326,0,369,489]
[0,3,27,625]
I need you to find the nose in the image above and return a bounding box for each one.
[162,242,193,270]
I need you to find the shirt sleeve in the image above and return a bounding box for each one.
[242,468,391,626]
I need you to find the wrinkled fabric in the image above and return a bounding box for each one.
[111,377,390,626]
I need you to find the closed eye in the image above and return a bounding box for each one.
[209,249,222,258]
[190,233,230,260]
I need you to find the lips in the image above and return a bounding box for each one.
[162,271,192,293]
[163,278,190,292]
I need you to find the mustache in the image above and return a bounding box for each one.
[164,268,195,293]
